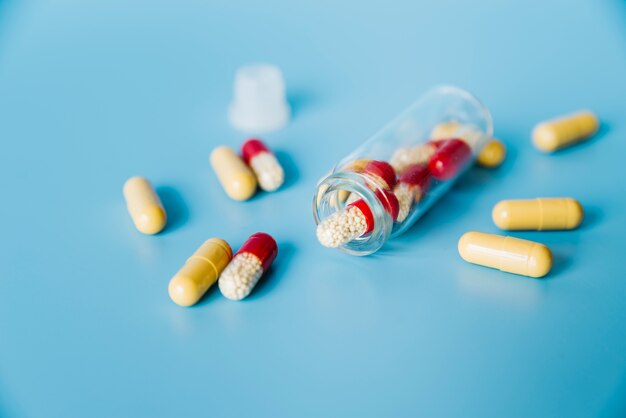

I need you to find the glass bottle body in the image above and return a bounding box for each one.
[313,85,493,256]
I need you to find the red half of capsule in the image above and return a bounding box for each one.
[363,160,397,189]
[428,138,472,180]
[349,199,374,234]
[241,138,271,164]
[376,189,399,221]
[348,189,399,234]
[236,232,278,272]
[399,163,430,191]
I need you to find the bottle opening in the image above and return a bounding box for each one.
[313,171,393,256]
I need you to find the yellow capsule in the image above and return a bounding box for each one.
[210,146,257,201]
[476,138,506,168]
[123,176,167,234]
[492,198,583,231]
[168,238,233,306]
[458,232,552,278]
[431,121,462,139]
[532,110,599,152]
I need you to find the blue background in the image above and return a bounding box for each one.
[1,0,626,417]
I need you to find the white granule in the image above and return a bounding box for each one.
[345,192,359,205]
[316,205,368,248]
[219,252,264,300]
[250,152,284,192]
[390,144,437,173]
[394,183,414,223]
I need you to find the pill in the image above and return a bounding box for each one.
[431,122,483,148]
[316,190,398,248]
[338,159,372,202]
[476,138,506,168]
[210,146,257,201]
[394,164,430,222]
[390,143,437,173]
[532,110,599,152]
[219,232,278,300]
[123,176,167,234]
[362,160,397,189]
[458,231,552,278]
[492,198,583,231]
[168,238,233,306]
[428,138,472,180]
[431,121,461,139]
[241,138,285,192]
[343,159,371,173]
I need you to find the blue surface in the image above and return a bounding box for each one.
[1,1,626,417]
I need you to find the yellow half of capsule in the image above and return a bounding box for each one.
[532,110,598,152]
[168,238,233,307]
[210,146,257,201]
[458,231,552,278]
[492,198,583,231]
[477,138,506,168]
[123,176,167,234]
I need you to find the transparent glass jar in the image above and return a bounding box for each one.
[313,85,493,256]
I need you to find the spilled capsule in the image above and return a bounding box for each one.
[477,138,506,168]
[458,231,552,278]
[168,238,232,306]
[210,146,257,201]
[219,233,278,301]
[241,139,284,192]
[123,176,167,234]
[532,110,599,152]
[492,198,583,231]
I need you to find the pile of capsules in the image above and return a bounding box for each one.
[316,109,598,279]
[123,138,285,306]
[458,110,597,278]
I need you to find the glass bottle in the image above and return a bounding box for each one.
[313,85,493,256]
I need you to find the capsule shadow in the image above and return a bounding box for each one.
[192,282,224,308]
[156,186,189,233]
[274,150,299,191]
[579,205,603,230]
[288,89,317,119]
[545,250,572,279]
[247,241,297,300]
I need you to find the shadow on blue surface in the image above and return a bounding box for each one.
[248,241,296,299]
[0,0,16,66]
[395,162,512,245]
[579,205,603,230]
[156,186,190,233]
[274,150,299,191]
[288,89,318,119]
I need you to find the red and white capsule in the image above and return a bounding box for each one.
[241,139,285,192]
[218,232,278,301]
[393,164,430,222]
[362,160,397,190]
[316,190,399,248]
[428,138,472,180]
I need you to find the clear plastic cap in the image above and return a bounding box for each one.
[228,63,290,133]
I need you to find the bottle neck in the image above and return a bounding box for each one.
[313,170,393,256]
